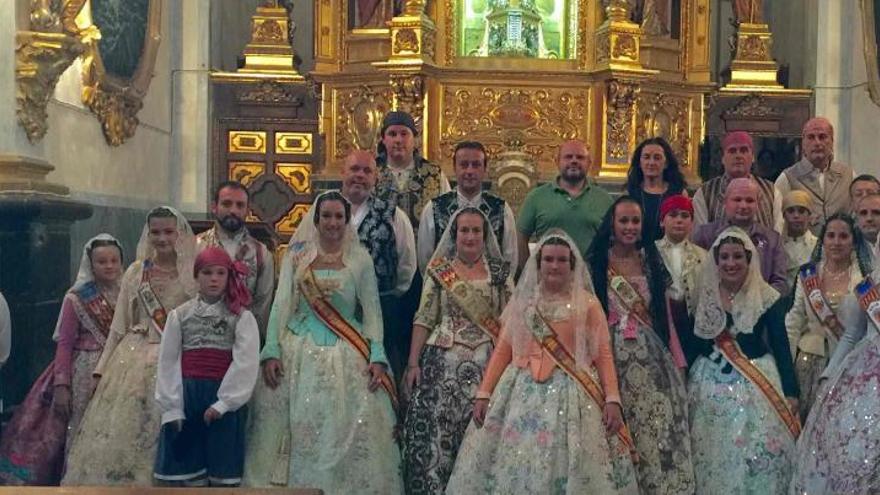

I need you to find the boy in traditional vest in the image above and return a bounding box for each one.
[154,247,259,487]
[781,191,818,287]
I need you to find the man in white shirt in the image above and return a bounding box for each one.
[775,117,854,234]
[781,191,818,286]
[417,141,517,273]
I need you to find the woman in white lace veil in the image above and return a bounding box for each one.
[63,206,197,486]
[685,226,800,494]
[0,234,123,485]
[446,230,639,494]
[244,191,402,493]
[401,207,511,494]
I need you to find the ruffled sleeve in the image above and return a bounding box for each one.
[355,250,388,365]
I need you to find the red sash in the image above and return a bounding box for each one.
[138,261,168,334]
[298,268,399,412]
[800,263,843,340]
[533,310,639,463]
[426,257,501,342]
[714,331,801,438]
[73,282,115,343]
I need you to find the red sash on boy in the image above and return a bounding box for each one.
[532,309,639,463]
[608,266,653,340]
[137,260,168,334]
[299,268,399,412]
[72,281,115,345]
[426,257,501,343]
[714,331,801,438]
[800,263,843,340]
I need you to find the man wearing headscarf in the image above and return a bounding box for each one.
[197,181,274,338]
[692,178,789,294]
[374,110,451,233]
[775,117,854,235]
[417,140,518,273]
[693,131,782,230]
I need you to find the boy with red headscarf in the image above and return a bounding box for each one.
[153,247,260,487]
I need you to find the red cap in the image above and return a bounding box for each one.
[194,247,252,315]
[660,194,693,221]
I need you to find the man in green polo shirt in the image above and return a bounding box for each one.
[516,139,614,272]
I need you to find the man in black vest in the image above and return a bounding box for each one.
[342,150,416,377]
[416,141,518,273]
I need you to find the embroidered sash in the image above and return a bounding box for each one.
[608,266,652,338]
[426,257,501,342]
[856,276,880,330]
[137,261,169,335]
[530,309,639,463]
[714,331,801,438]
[800,263,843,340]
[72,282,115,345]
[298,268,399,412]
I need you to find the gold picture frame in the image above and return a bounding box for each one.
[863,0,880,106]
[79,0,163,146]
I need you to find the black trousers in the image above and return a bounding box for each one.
[380,271,423,380]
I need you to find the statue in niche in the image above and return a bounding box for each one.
[637,0,670,36]
[733,0,763,24]
[352,0,398,28]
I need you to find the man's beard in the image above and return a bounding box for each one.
[561,167,585,184]
[218,214,244,233]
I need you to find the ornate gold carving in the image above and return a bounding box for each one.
[391,74,425,129]
[605,79,639,160]
[275,133,313,154]
[613,34,637,60]
[254,19,284,43]
[228,131,268,154]
[79,0,164,146]
[276,203,311,235]
[636,92,692,169]
[238,3,302,76]
[862,0,880,107]
[335,85,394,159]
[237,81,304,105]
[228,162,266,185]
[722,93,783,119]
[441,86,588,172]
[394,29,419,54]
[15,0,88,143]
[276,163,312,193]
[737,35,768,61]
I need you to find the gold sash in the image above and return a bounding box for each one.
[714,331,801,438]
[298,268,399,412]
[800,263,843,340]
[426,257,501,342]
[137,261,168,335]
[608,266,653,329]
[531,309,639,463]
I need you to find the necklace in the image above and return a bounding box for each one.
[822,264,850,282]
[720,285,739,305]
[456,254,483,269]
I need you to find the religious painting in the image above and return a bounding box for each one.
[456,0,578,58]
[863,0,880,106]
[79,0,163,145]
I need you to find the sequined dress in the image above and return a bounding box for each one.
[62,262,191,486]
[607,274,695,494]
[243,267,402,494]
[402,270,507,494]
[445,296,639,494]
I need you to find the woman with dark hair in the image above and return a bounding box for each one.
[625,137,688,242]
[587,196,695,495]
[684,227,799,494]
[244,191,402,492]
[63,207,197,486]
[0,235,123,485]
[785,213,871,419]
[402,207,511,494]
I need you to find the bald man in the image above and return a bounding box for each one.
[775,117,854,235]
[693,178,790,294]
[300,150,417,376]
[517,139,614,269]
